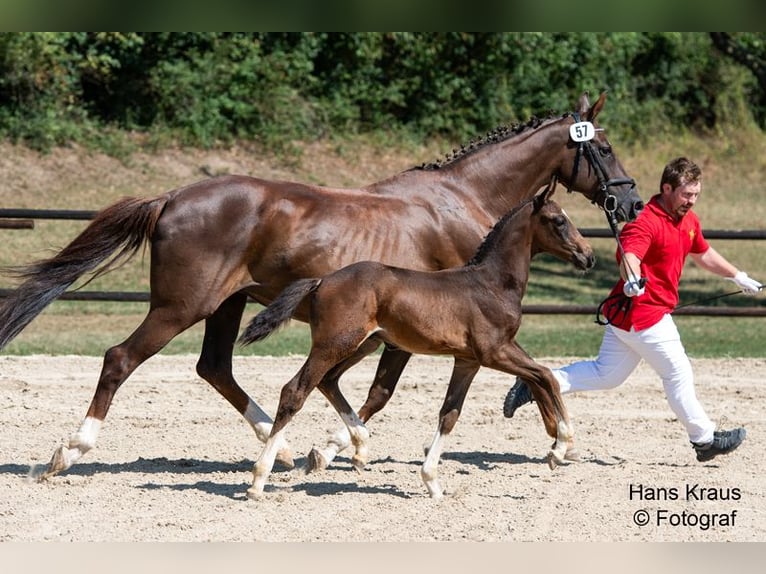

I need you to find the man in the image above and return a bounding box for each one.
[504,157,761,462]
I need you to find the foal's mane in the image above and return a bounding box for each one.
[416,111,563,170]
[464,197,536,267]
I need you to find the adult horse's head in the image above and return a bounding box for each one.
[558,91,643,223]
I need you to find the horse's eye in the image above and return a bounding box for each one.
[599,145,612,158]
[553,215,567,227]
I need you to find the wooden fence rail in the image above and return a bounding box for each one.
[1,208,765,316]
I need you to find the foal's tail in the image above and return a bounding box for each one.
[239,278,321,346]
[0,196,167,350]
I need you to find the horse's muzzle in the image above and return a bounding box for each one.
[574,251,596,272]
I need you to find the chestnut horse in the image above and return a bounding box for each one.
[239,186,593,498]
[0,91,639,481]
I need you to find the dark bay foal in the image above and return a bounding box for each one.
[239,186,594,498]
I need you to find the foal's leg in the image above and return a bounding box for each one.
[196,293,293,468]
[421,358,481,498]
[248,348,347,499]
[307,338,382,473]
[36,305,200,480]
[483,341,576,468]
[309,346,412,471]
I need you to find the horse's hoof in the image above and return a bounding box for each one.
[275,448,295,470]
[564,448,580,462]
[38,445,68,481]
[351,455,366,473]
[245,487,265,501]
[306,448,328,474]
[547,450,565,470]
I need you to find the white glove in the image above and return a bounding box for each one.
[623,278,645,298]
[728,271,762,295]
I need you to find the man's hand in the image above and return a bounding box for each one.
[728,271,762,295]
[623,278,646,298]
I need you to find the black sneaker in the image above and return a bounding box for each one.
[503,378,534,418]
[692,427,746,462]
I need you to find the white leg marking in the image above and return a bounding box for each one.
[548,420,575,469]
[244,399,294,468]
[339,410,370,471]
[309,426,351,473]
[247,427,287,499]
[35,417,103,480]
[420,429,446,498]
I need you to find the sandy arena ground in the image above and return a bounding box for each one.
[0,353,763,543]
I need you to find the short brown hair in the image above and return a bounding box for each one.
[660,157,701,192]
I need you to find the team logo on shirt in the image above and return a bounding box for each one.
[688,229,695,241]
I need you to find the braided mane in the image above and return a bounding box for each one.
[416,111,563,170]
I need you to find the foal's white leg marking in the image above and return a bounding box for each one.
[547,420,575,470]
[36,417,102,480]
[307,329,382,472]
[339,410,370,471]
[308,427,351,473]
[247,427,288,499]
[420,429,446,498]
[244,399,294,469]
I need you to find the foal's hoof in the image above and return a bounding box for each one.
[306,448,328,474]
[34,446,68,481]
[547,450,567,470]
[351,455,366,473]
[275,448,295,470]
[564,448,580,462]
[245,487,265,501]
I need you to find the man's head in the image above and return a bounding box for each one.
[659,157,702,220]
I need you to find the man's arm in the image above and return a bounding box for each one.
[691,247,762,294]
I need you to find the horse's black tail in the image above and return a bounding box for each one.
[239,278,321,346]
[0,196,167,351]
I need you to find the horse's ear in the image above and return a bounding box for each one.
[586,91,608,121]
[576,91,590,116]
[533,184,553,212]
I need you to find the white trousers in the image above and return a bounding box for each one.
[552,313,715,444]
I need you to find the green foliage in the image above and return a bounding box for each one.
[1,32,765,154]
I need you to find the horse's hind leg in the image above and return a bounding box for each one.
[196,293,293,468]
[486,341,577,468]
[248,349,344,499]
[307,338,381,473]
[35,306,196,481]
[310,346,412,471]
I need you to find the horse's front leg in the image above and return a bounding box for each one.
[420,358,480,498]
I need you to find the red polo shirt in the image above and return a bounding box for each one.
[610,194,709,331]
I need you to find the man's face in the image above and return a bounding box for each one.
[662,181,700,219]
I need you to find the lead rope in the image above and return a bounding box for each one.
[594,201,646,327]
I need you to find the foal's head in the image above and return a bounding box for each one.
[531,188,595,271]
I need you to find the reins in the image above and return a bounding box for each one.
[594,202,645,327]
